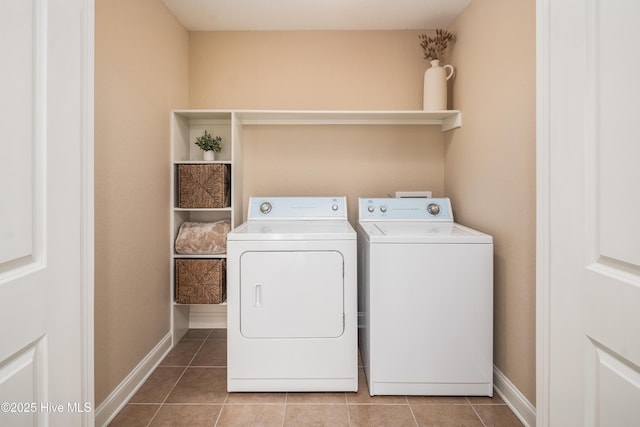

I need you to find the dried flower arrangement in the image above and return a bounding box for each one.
[419,29,455,61]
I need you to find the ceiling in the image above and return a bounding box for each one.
[160,0,470,31]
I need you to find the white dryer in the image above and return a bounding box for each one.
[357,197,493,396]
[227,196,357,392]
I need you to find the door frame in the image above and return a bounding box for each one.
[536,0,551,425]
[79,0,96,423]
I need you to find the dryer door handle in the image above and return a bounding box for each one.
[254,283,263,307]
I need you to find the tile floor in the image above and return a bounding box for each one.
[109,329,524,427]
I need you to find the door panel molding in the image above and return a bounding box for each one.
[0,337,47,426]
[591,0,640,268]
[585,338,640,427]
[0,0,47,279]
[585,0,640,286]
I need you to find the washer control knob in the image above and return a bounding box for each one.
[259,202,272,214]
[427,203,440,216]
[380,205,388,213]
[331,204,339,211]
[367,205,375,213]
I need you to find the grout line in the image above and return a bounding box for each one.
[281,396,287,427]
[407,400,420,427]
[144,366,188,427]
[146,338,209,426]
[212,399,225,427]
[470,404,488,427]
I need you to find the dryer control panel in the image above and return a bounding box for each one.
[359,197,453,221]
[248,196,347,220]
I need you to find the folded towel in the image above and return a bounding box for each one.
[175,220,230,255]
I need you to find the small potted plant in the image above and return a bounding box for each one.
[194,130,222,161]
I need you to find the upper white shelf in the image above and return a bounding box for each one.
[173,110,462,132]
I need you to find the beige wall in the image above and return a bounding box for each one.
[189,31,429,110]
[242,125,444,224]
[94,0,188,405]
[94,1,536,409]
[446,1,537,403]
[190,31,445,222]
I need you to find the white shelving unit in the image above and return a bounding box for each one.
[169,109,461,342]
[170,111,243,343]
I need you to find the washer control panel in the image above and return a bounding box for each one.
[248,196,347,220]
[359,197,453,221]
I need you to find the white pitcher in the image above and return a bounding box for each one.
[423,59,454,110]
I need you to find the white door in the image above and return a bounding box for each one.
[0,1,94,426]
[538,0,640,425]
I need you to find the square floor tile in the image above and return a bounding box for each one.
[190,339,226,367]
[108,404,159,427]
[349,404,417,427]
[216,404,285,427]
[411,404,483,427]
[160,340,203,367]
[165,367,227,404]
[129,367,185,404]
[149,404,221,426]
[283,404,350,427]
[473,405,524,427]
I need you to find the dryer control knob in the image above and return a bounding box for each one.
[367,205,375,213]
[427,203,440,216]
[259,202,272,214]
[380,205,388,213]
[332,204,339,211]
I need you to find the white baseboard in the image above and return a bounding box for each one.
[493,366,536,427]
[94,332,172,427]
[189,304,227,328]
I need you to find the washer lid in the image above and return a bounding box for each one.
[359,221,492,244]
[228,220,356,241]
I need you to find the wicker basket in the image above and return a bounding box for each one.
[177,164,231,208]
[175,259,226,304]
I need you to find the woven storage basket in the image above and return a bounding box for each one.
[175,259,226,304]
[177,164,231,208]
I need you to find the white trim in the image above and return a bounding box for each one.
[81,0,95,425]
[94,333,172,427]
[494,366,537,427]
[535,0,551,425]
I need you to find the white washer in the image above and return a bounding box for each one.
[227,196,358,392]
[357,197,494,396]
